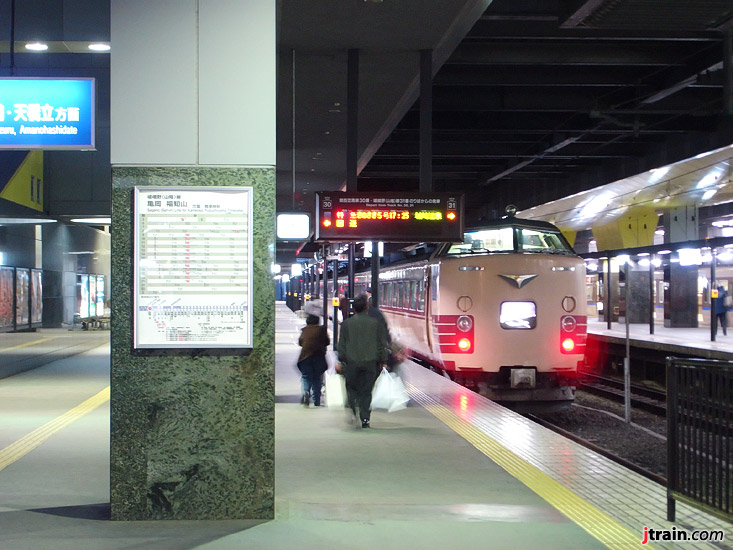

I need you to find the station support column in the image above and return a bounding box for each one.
[109,1,276,521]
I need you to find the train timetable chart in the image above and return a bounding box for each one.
[133,186,253,350]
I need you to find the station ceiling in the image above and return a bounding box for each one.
[277,0,733,267]
[1,1,733,269]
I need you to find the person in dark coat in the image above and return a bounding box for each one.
[297,314,330,406]
[365,285,404,371]
[715,285,729,336]
[336,293,389,428]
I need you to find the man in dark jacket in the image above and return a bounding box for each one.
[337,293,389,428]
[715,285,729,336]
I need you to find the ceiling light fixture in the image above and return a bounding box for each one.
[648,166,671,183]
[25,42,48,51]
[88,43,110,51]
[71,217,112,224]
[696,168,722,189]
[701,188,718,201]
[0,217,56,224]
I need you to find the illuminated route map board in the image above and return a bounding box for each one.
[133,187,253,350]
[315,192,464,242]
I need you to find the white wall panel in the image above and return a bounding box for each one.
[198,0,276,166]
[110,0,197,165]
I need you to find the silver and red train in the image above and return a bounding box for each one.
[331,213,587,411]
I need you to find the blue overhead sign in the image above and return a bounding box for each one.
[0,78,95,149]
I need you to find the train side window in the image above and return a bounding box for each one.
[379,283,387,306]
[417,281,425,312]
[391,282,399,308]
[410,281,417,310]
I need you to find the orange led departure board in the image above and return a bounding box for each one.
[315,192,464,242]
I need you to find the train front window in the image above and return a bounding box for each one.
[518,228,573,255]
[500,301,537,330]
[446,227,514,254]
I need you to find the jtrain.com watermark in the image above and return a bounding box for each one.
[641,526,725,545]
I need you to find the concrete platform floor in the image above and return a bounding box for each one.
[0,307,607,550]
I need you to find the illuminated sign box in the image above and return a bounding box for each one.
[0,77,95,149]
[315,192,464,242]
[277,212,310,239]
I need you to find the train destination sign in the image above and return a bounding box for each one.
[0,77,95,149]
[133,186,253,350]
[315,192,464,242]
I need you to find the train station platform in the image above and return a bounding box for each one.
[587,319,733,360]
[0,304,730,549]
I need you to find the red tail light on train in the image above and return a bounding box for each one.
[435,315,474,354]
[560,315,587,354]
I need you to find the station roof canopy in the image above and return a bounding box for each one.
[277,0,733,267]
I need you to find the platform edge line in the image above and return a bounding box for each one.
[406,382,651,550]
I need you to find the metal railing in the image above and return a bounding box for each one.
[666,357,733,522]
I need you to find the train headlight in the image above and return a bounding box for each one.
[561,315,577,332]
[458,338,472,351]
[561,338,576,352]
[456,315,473,332]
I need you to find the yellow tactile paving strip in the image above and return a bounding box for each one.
[0,337,55,353]
[409,384,647,550]
[0,386,110,472]
[401,362,732,550]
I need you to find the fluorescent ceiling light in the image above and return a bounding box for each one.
[25,42,48,51]
[678,248,702,266]
[88,43,110,51]
[701,188,718,201]
[694,150,716,160]
[71,217,111,224]
[696,169,722,189]
[579,193,613,220]
[648,166,671,183]
[0,217,56,224]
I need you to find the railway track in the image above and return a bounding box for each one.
[526,412,667,486]
[577,371,667,416]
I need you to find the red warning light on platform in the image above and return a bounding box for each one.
[315,192,464,242]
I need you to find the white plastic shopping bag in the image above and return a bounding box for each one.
[371,368,410,412]
[325,371,347,408]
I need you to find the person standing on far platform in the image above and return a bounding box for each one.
[715,285,729,336]
[336,293,389,428]
[297,314,330,406]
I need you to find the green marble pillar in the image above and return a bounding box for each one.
[110,166,275,520]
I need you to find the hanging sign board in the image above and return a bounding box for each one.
[133,186,253,349]
[315,192,464,242]
[0,77,95,149]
